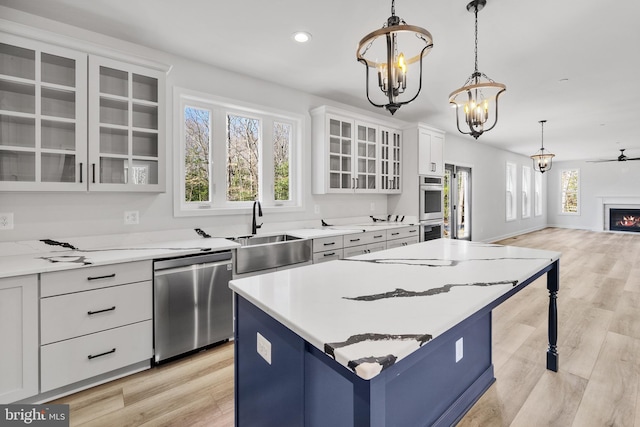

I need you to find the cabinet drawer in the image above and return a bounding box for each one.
[40,320,152,392]
[41,260,152,297]
[313,249,344,263]
[387,226,419,240]
[41,281,152,345]
[312,236,344,252]
[344,231,386,248]
[386,236,419,250]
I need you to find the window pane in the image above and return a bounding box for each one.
[184,106,211,202]
[274,122,291,201]
[534,172,542,216]
[561,170,579,213]
[227,114,260,201]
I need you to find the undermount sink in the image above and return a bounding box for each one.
[232,234,312,275]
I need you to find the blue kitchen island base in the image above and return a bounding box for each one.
[235,295,495,427]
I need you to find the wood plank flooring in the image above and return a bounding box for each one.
[53,228,640,426]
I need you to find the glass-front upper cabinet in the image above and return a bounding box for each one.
[88,56,165,192]
[379,127,402,194]
[0,35,87,191]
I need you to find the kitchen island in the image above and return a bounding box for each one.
[230,239,560,427]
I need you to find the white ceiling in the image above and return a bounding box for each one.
[3,0,640,162]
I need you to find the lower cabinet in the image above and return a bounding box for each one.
[39,261,153,395]
[0,275,38,404]
[312,235,345,264]
[343,242,387,258]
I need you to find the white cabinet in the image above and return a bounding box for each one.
[0,34,166,192]
[386,225,420,249]
[418,126,444,176]
[343,230,387,257]
[39,261,153,393]
[0,275,38,403]
[380,127,402,193]
[311,106,403,194]
[88,56,165,191]
[0,34,87,191]
[312,235,344,264]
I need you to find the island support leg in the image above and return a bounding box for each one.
[546,260,559,372]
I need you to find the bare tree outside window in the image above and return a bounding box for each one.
[273,122,291,201]
[227,115,260,201]
[184,107,211,202]
[561,169,579,213]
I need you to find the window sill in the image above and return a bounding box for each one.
[174,203,304,217]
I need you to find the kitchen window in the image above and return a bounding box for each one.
[506,162,517,221]
[560,169,580,214]
[534,171,542,217]
[174,88,302,216]
[522,166,531,218]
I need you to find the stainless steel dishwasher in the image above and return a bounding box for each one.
[153,251,233,363]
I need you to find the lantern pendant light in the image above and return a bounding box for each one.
[531,120,555,173]
[449,0,506,139]
[356,0,434,115]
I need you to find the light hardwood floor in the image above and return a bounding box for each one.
[53,228,640,426]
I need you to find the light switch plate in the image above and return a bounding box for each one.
[257,332,272,365]
[124,211,139,225]
[455,337,463,363]
[0,213,14,230]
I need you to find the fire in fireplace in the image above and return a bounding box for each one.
[610,208,640,232]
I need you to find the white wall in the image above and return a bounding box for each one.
[547,159,640,231]
[443,134,548,242]
[0,7,393,242]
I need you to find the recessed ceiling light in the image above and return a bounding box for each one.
[292,31,312,43]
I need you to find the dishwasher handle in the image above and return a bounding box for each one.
[154,260,232,277]
[154,251,232,271]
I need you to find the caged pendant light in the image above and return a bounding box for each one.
[449,0,506,139]
[531,120,555,173]
[356,0,433,115]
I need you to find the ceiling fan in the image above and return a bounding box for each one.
[587,149,640,163]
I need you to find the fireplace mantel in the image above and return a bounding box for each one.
[596,197,640,231]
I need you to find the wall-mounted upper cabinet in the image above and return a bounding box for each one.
[0,34,87,191]
[88,56,165,192]
[311,106,402,195]
[417,125,444,176]
[0,34,166,192]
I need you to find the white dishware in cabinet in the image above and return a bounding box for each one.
[0,275,38,403]
[0,34,87,191]
[88,55,165,192]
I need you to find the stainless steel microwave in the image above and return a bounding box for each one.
[419,175,444,221]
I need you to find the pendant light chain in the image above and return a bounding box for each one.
[474,4,479,74]
[540,120,545,149]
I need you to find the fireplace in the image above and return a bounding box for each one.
[609,208,640,233]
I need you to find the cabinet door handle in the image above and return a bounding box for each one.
[349,238,361,242]
[431,162,436,172]
[87,273,116,281]
[92,163,96,184]
[88,348,116,360]
[88,306,116,315]
[79,162,83,183]
[324,252,336,257]
[391,232,400,236]
[354,178,359,189]
[323,242,335,246]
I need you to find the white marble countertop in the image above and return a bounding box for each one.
[229,239,560,380]
[0,237,240,278]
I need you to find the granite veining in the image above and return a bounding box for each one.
[230,239,561,380]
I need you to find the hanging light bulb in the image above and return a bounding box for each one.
[357,0,433,115]
[531,120,555,173]
[449,0,506,139]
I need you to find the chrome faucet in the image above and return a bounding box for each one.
[252,200,263,234]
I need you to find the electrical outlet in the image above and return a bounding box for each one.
[0,213,14,230]
[370,202,375,212]
[455,337,464,363]
[257,332,272,365]
[314,204,320,214]
[124,210,139,225]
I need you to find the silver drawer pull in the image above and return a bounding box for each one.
[88,348,116,360]
[88,306,116,316]
[324,252,336,257]
[349,238,361,242]
[87,273,116,281]
[323,242,336,246]
[374,235,383,238]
